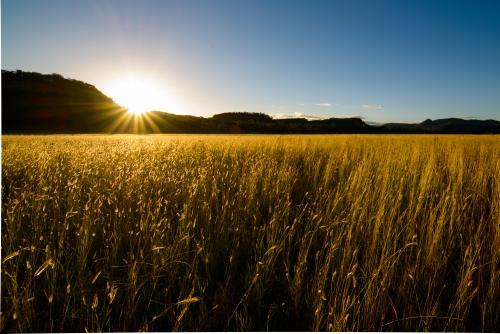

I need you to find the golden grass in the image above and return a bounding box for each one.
[1,134,499,331]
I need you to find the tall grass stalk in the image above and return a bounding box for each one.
[1,135,499,331]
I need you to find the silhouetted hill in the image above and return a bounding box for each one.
[205,113,370,133]
[380,118,500,134]
[2,70,126,133]
[2,70,499,134]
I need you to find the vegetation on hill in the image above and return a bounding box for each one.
[2,70,500,134]
[2,70,125,133]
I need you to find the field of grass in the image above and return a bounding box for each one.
[1,135,499,332]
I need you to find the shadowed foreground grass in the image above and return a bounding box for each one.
[1,135,499,332]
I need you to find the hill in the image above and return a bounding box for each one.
[2,70,499,134]
[380,118,500,134]
[2,70,126,133]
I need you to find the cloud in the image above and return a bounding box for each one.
[362,104,384,110]
[314,103,333,107]
[273,112,324,120]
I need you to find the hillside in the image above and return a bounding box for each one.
[2,70,126,133]
[381,118,500,134]
[2,70,499,134]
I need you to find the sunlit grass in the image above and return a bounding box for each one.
[1,135,499,332]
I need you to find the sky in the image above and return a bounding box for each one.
[2,0,500,122]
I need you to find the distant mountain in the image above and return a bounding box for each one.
[380,118,500,134]
[136,112,370,134]
[2,70,499,134]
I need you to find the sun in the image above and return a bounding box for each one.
[103,76,172,115]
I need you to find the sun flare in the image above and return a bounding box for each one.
[104,76,173,115]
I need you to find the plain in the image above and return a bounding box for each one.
[1,135,499,332]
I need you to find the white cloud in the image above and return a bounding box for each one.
[362,104,384,110]
[273,112,324,120]
[314,103,333,107]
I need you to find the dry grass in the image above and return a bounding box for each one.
[1,134,499,332]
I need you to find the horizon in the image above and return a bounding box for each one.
[2,0,500,123]
[2,68,499,124]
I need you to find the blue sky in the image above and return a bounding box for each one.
[2,0,500,122]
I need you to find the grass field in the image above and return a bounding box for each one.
[1,135,499,332]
